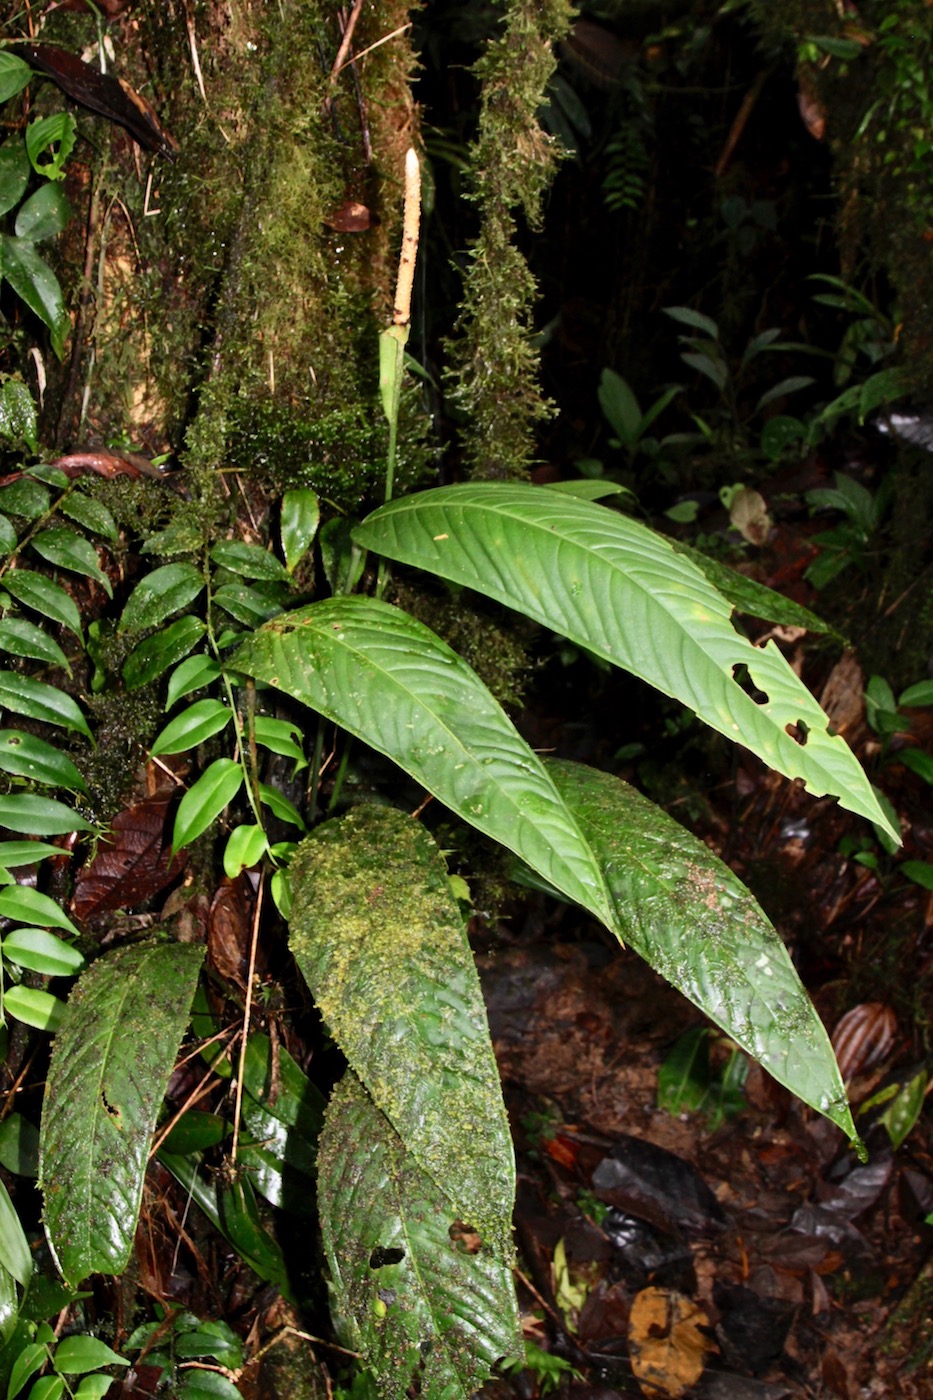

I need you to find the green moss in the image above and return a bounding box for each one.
[446,0,574,480]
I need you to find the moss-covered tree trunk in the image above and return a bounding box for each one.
[45,0,420,511]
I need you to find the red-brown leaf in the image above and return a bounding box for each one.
[72,797,186,919]
[208,876,255,989]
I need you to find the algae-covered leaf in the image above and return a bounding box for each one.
[547,759,856,1137]
[231,598,612,928]
[289,805,514,1249]
[39,939,204,1284]
[353,484,895,840]
[319,1072,521,1399]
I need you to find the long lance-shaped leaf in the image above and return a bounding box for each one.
[231,598,613,926]
[319,1072,522,1399]
[39,939,204,1284]
[545,759,857,1138]
[353,484,896,841]
[289,805,515,1251]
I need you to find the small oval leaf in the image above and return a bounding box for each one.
[119,562,204,633]
[1,928,84,976]
[4,570,82,638]
[0,671,92,740]
[280,489,321,574]
[123,616,206,691]
[0,729,87,791]
[151,699,233,756]
[0,794,94,835]
[173,759,243,851]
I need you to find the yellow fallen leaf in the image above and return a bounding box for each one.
[628,1286,714,1399]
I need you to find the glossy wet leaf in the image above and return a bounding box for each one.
[4,570,82,638]
[39,939,204,1284]
[0,730,86,791]
[280,488,320,573]
[151,699,233,756]
[172,759,243,852]
[0,54,32,108]
[212,580,287,627]
[232,598,613,928]
[0,884,79,936]
[2,928,84,976]
[25,113,76,181]
[30,528,111,595]
[0,840,63,866]
[0,1112,40,1176]
[210,540,289,582]
[257,782,305,831]
[0,1177,32,1285]
[59,493,118,541]
[546,759,857,1136]
[290,806,515,1247]
[4,986,64,1032]
[166,653,222,707]
[0,794,93,835]
[0,143,30,226]
[53,1336,127,1374]
[7,1339,47,1400]
[319,1072,521,1397]
[123,616,206,690]
[0,377,38,454]
[223,823,268,878]
[0,235,69,357]
[119,562,204,632]
[14,182,71,242]
[252,716,305,769]
[353,484,895,840]
[0,617,72,673]
[0,479,49,520]
[0,672,92,740]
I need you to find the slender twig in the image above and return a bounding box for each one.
[230,874,264,1164]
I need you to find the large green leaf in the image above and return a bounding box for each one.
[318,1072,522,1399]
[0,672,91,740]
[231,598,612,925]
[39,939,204,1284]
[353,484,895,840]
[546,760,856,1137]
[289,805,515,1249]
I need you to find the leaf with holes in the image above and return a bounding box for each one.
[0,672,91,740]
[39,939,204,1284]
[290,805,515,1249]
[71,797,187,920]
[353,484,895,840]
[0,730,86,791]
[319,1072,521,1396]
[545,759,856,1137]
[4,570,82,638]
[231,599,613,928]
